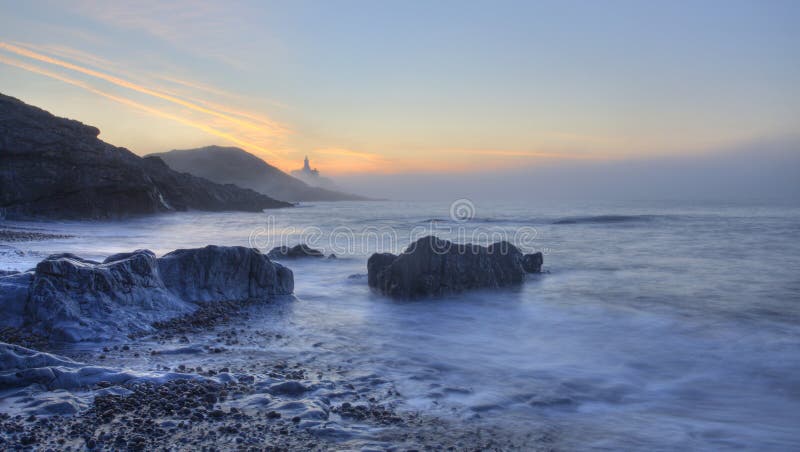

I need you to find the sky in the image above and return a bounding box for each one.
[1,0,799,193]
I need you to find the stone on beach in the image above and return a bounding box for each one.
[159,245,293,302]
[27,250,190,341]
[367,236,543,298]
[1,246,294,342]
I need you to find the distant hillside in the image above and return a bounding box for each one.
[148,146,369,202]
[0,93,291,220]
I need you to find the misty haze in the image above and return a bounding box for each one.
[1,1,799,451]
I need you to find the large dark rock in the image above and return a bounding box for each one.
[267,244,325,259]
[0,93,292,220]
[368,236,542,298]
[2,246,294,341]
[158,245,293,302]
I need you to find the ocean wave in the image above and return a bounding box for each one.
[552,214,661,225]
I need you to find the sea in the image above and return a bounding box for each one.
[2,199,799,450]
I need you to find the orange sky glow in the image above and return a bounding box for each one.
[0,40,631,175]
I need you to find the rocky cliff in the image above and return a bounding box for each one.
[0,94,291,220]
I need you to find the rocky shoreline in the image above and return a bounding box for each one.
[0,299,544,451]
[0,237,549,450]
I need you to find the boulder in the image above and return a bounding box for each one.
[367,236,538,298]
[522,252,544,273]
[158,245,293,302]
[2,245,294,342]
[26,250,191,341]
[267,244,325,259]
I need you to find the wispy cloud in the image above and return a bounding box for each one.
[0,55,284,157]
[0,40,291,163]
[10,41,288,125]
[0,42,287,138]
[72,0,254,68]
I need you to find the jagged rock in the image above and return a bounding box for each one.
[0,93,291,220]
[522,252,544,273]
[1,246,294,342]
[267,244,325,259]
[26,250,191,341]
[159,245,293,302]
[367,236,534,298]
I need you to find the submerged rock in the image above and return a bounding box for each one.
[158,245,294,302]
[267,244,325,259]
[368,236,543,298]
[1,246,294,342]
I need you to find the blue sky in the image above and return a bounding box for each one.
[0,0,798,174]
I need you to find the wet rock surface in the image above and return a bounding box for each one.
[368,236,543,298]
[28,250,190,342]
[159,245,294,302]
[1,245,294,342]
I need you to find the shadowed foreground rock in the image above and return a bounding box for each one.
[368,236,543,298]
[0,246,293,341]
